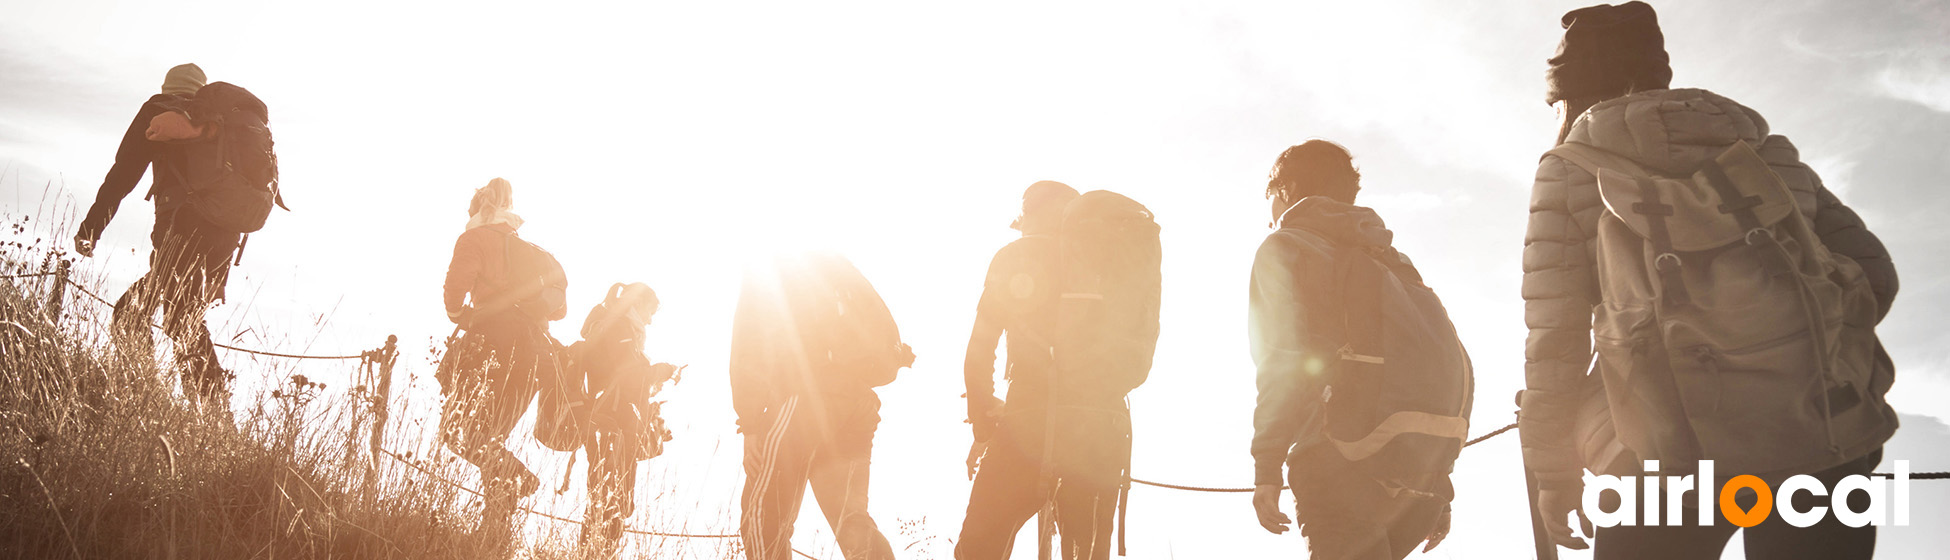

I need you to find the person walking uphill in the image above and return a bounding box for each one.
[437,177,568,543]
[732,252,912,560]
[565,282,678,556]
[1247,140,1471,560]
[74,63,281,417]
[959,183,1161,560]
[1521,4,1900,559]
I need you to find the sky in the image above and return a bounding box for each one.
[2,0,1947,558]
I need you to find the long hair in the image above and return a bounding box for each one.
[1266,139,1361,204]
[469,177,514,217]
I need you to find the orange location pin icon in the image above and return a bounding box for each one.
[1719,475,1774,527]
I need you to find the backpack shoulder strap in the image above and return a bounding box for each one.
[1332,244,1387,366]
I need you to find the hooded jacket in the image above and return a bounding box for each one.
[1520,88,1899,489]
[1249,197,1405,486]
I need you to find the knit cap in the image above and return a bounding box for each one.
[161,63,206,96]
[1545,2,1672,105]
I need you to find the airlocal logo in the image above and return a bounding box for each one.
[1584,460,1912,528]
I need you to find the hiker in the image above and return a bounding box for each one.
[1247,140,1470,560]
[951,182,1138,558]
[1521,3,1900,558]
[731,252,912,560]
[437,177,568,540]
[957,185,1161,560]
[568,282,678,555]
[73,63,281,415]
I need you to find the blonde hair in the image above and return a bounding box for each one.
[469,177,514,216]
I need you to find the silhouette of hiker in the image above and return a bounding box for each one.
[1248,141,1469,560]
[74,63,263,417]
[572,282,677,555]
[437,177,567,542]
[960,184,1161,560]
[1522,3,1900,558]
[732,252,910,560]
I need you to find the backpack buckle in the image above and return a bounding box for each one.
[1654,253,1683,271]
[1743,228,1774,246]
[1337,343,1386,365]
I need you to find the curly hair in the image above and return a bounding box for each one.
[1266,139,1361,204]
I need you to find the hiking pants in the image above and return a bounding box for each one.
[1593,449,1881,560]
[438,325,543,512]
[1289,446,1444,560]
[111,206,239,404]
[956,406,1131,560]
[582,421,641,548]
[740,393,894,560]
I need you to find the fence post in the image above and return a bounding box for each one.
[47,260,70,323]
[364,335,398,498]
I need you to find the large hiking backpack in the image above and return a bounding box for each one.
[797,253,912,388]
[173,82,283,234]
[1548,140,1886,477]
[1052,190,1162,399]
[1297,236,1473,497]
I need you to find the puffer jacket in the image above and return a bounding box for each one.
[1520,88,1899,490]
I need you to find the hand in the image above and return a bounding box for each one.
[450,306,474,329]
[1537,487,1593,550]
[965,440,988,480]
[73,236,95,258]
[145,111,204,142]
[1423,506,1452,552]
[1252,484,1291,534]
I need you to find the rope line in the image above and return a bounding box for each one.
[372,448,822,559]
[59,277,369,360]
[1129,421,1521,493]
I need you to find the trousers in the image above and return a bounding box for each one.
[1289,446,1444,560]
[111,206,239,405]
[740,393,894,560]
[956,406,1131,560]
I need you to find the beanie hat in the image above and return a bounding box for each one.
[1545,2,1672,105]
[161,63,206,97]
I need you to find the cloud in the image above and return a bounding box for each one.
[1876,51,1950,113]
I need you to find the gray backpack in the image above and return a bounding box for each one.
[1548,140,1887,478]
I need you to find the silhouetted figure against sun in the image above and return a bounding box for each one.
[1522,3,1900,558]
[436,177,568,544]
[567,282,678,556]
[959,184,1161,560]
[74,63,280,419]
[732,252,912,560]
[1248,140,1471,560]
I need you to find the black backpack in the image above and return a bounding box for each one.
[1308,241,1474,498]
[173,82,283,233]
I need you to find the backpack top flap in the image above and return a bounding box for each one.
[1594,141,1797,252]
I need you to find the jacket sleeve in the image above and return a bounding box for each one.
[79,99,168,241]
[1248,233,1331,486]
[964,247,1010,442]
[442,232,480,321]
[1520,154,1603,491]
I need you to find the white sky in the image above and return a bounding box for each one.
[3,1,1947,558]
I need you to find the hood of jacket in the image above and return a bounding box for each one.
[1567,88,1771,175]
[1276,196,1394,248]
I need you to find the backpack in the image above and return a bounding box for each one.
[172,82,283,234]
[1548,140,1885,477]
[1051,190,1162,399]
[1303,239,1473,499]
[534,339,590,452]
[494,232,570,325]
[797,253,912,388]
